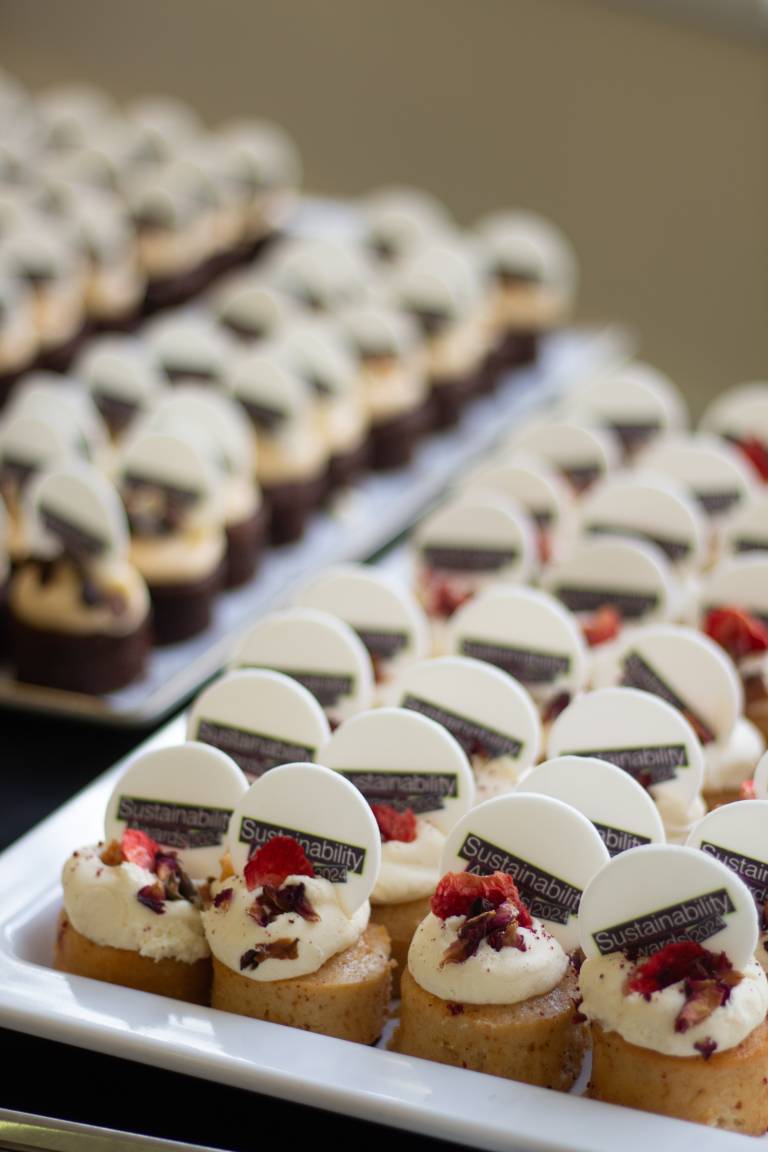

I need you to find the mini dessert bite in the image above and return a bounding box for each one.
[338,302,428,470]
[76,335,166,443]
[590,623,765,809]
[145,387,267,588]
[0,267,37,404]
[56,741,246,1003]
[217,119,301,256]
[412,496,537,652]
[579,844,768,1134]
[548,686,707,844]
[321,706,475,981]
[391,655,542,801]
[213,275,297,345]
[226,346,328,544]
[0,413,74,567]
[505,420,619,496]
[145,311,234,389]
[517,755,666,857]
[203,762,390,1042]
[9,371,109,463]
[392,793,608,1085]
[3,219,86,371]
[67,191,145,332]
[362,186,452,265]
[230,608,374,730]
[447,586,588,732]
[700,556,768,743]
[9,462,151,694]
[699,381,768,484]
[118,430,226,644]
[267,237,370,315]
[295,564,429,689]
[188,668,330,784]
[280,320,369,490]
[393,242,486,428]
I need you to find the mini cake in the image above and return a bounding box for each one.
[267,237,368,314]
[217,119,301,257]
[69,191,145,332]
[76,335,166,443]
[0,413,74,567]
[362,186,452,265]
[119,431,226,644]
[213,276,297,345]
[338,303,428,470]
[705,607,768,745]
[10,463,151,694]
[56,828,210,1004]
[204,834,391,1042]
[0,268,37,405]
[226,346,328,544]
[169,147,245,279]
[392,870,586,1087]
[281,321,369,489]
[145,311,234,389]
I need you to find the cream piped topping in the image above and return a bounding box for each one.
[61,844,209,964]
[11,558,149,636]
[579,952,768,1057]
[655,791,706,846]
[408,911,568,1005]
[703,718,765,793]
[202,873,369,981]
[371,820,444,905]
[471,752,525,803]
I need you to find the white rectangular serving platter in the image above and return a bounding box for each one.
[0,718,760,1152]
[0,326,621,728]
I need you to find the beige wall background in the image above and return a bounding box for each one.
[2,0,767,414]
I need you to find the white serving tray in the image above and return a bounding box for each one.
[0,717,758,1152]
[0,327,619,728]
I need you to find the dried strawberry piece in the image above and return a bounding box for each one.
[137,882,165,915]
[155,853,198,904]
[733,437,768,483]
[371,804,418,843]
[244,835,315,891]
[581,606,622,648]
[704,607,768,663]
[740,779,758,801]
[248,881,319,927]
[213,887,233,909]
[628,942,742,1033]
[431,870,531,926]
[239,938,299,970]
[122,829,160,872]
[628,941,713,998]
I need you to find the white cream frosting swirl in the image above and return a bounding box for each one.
[703,718,765,793]
[371,820,443,905]
[579,952,768,1057]
[62,844,209,963]
[202,873,369,981]
[408,911,568,1004]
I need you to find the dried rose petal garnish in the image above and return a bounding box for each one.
[121,828,160,872]
[155,853,197,903]
[542,692,571,726]
[733,437,768,483]
[244,835,315,891]
[626,941,742,1033]
[421,571,475,620]
[248,881,319,927]
[704,607,768,663]
[740,779,758,801]
[441,903,527,966]
[371,804,418,843]
[431,870,532,928]
[239,938,299,970]
[213,887,233,909]
[137,882,166,915]
[694,1038,718,1060]
[581,606,622,648]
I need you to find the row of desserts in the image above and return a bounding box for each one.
[55,664,768,1133]
[0,69,302,384]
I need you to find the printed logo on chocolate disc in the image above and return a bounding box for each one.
[187,669,330,783]
[320,706,475,833]
[578,476,705,571]
[508,421,618,494]
[11,374,108,458]
[447,586,587,695]
[639,435,757,521]
[441,793,609,950]
[78,338,162,432]
[230,608,373,719]
[414,498,535,582]
[26,462,129,563]
[119,430,221,534]
[460,456,569,539]
[687,801,768,922]
[592,625,741,747]
[227,762,381,913]
[517,756,666,858]
[228,350,307,430]
[392,655,541,769]
[722,493,768,558]
[548,687,704,805]
[699,555,768,633]
[568,361,683,457]
[541,537,672,624]
[295,564,429,677]
[105,742,248,878]
[579,844,758,966]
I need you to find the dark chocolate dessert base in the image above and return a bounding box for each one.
[89,305,144,335]
[495,328,541,371]
[262,472,327,546]
[141,264,214,316]
[148,562,224,645]
[35,325,89,374]
[429,374,475,430]
[10,612,151,695]
[369,403,425,471]
[327,436,370,492]
[224,501,270,589]
[0,363,31,408]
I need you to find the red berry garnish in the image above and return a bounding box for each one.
[371,804,418,843]
[740,779,758,801]
[627,941,741,1036]
[121,829,160,872]
[244,835,315,892]
[581,606,622,648]
[734,436,768,483]
[431,870,531,927]
[704,607,768,662]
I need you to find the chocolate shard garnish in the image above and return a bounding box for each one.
[239,938,300,970]
[248,882,318,927]
[137,882,166,915]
